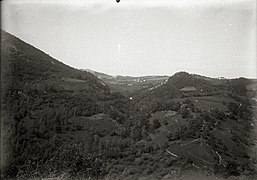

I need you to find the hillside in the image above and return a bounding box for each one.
[1,30,256,179]
[1,30,109,95]
[123,72,257,179]
[1,30,128,179]
[131,72,219,103]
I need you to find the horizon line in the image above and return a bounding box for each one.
[2,29,256,80]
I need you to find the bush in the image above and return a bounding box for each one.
[181,108,189,118]
[55,125,62,133]
[152,119,161,130]
[164,158,173,167]
[163,119,169,126]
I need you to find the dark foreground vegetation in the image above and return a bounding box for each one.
[1,30,257,179]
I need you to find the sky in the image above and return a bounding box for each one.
[2,0,256,78]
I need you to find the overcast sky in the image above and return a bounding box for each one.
[2,0,256,78]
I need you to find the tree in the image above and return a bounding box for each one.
[228,102,238,115]
[152,119,161,130]
[181,108,189,118]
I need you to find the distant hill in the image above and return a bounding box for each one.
[82,69,113,80]
[81,69,169,95]
[133,72,217,101]
[167,72,214,89]
[132,71,257,109]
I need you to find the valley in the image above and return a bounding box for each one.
[1,30,257,180]
[83,69,169,95]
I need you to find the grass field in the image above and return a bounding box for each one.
[173,95,237,111]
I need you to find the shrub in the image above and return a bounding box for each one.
[163,119,169,126]
[181,108,189,118]
[152,119,161,130]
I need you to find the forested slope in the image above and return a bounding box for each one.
[1,30,127,179]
